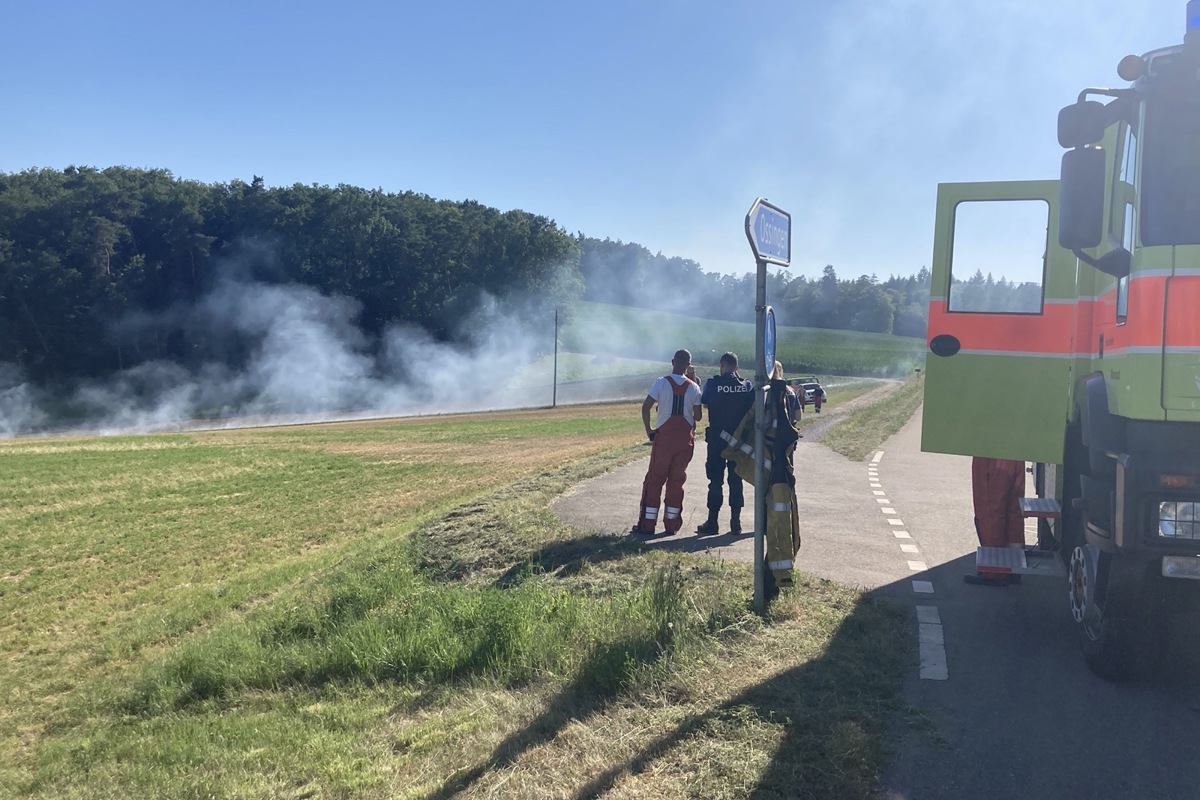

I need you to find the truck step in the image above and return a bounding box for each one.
[1019,497,1061,518]
[976,546,1066,577]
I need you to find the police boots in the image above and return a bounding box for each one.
[696,510,720,536]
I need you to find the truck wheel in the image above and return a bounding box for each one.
[1070,546,1130,679]
[1069,546,1160,681]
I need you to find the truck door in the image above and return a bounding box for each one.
[921,181,1076,464]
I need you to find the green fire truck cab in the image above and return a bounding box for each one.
[922,2,1200,679]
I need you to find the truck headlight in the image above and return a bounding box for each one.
[1159,501,1200,538]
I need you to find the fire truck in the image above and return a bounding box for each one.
[922,2,1200,679]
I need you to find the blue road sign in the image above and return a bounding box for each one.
[763,306,776,378]
[746,198,791,266]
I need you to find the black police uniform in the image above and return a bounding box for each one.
[700,372,755,525]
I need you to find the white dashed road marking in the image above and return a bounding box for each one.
[873,451,948,680]
[917,605,949,680]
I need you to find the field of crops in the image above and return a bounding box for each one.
[559,301,926,377]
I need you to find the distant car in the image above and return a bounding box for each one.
[788,376,827,413]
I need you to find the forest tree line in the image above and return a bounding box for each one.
[580,239,931,338]
[0,167,580,384]
[0,166,1020,388]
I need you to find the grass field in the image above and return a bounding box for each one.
[559,301,927,377]
[0,385,917,799]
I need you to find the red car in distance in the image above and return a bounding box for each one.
[788,376,827,413]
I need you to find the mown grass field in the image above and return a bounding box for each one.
[0,383,919,799]
[559,301,927,377]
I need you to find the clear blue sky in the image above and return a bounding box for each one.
[1,1,1188,279]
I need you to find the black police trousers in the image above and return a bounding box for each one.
[705,439,744,511]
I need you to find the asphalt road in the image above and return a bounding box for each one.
[553,406,1200,800]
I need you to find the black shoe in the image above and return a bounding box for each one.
[963,572,1010,586]
[729,520,743,535]
[696,519,719,536]
[630,525,654,537]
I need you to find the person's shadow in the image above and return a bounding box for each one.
[420,572,910,800]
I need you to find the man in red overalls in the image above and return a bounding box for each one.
[965,456,1027,585]
[632,349,704,536]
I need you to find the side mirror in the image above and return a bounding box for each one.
[1094,247,1131,279]
[1058,101,1107,148]
[1059,147,1106,250]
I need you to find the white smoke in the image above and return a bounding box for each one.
[198,278,377,414]
[0,364,47,436]
[0,267,575,437]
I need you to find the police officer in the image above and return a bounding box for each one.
[697,352,755,535]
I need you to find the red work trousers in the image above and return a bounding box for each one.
[637,418,695,533]
[971,457,1026,548]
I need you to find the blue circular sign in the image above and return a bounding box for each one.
[763,306,776,378]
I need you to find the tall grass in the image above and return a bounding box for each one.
[120,555,693,717]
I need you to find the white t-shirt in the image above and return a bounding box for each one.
[647,374,703,427]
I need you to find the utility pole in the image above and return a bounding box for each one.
[553,308,559,408]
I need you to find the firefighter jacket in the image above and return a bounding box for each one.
[719,379,801,586]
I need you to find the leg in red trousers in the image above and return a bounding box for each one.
[968,457,1026,585]
[636,419,694,534]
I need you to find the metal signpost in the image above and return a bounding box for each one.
[745,198,791,614]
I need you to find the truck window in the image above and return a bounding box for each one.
[947,199,1048,314]
[1141,98,1200,245]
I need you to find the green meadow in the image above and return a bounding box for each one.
[559,301,927,376]
[0,379,922,799]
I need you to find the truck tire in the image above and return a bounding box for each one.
[1069,546,1162,681]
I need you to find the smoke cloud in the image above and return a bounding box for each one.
[0,364,47,437]
[0,264,590,438]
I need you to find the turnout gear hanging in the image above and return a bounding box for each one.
[720,379,801,587]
